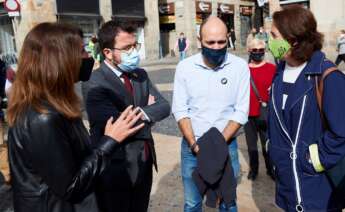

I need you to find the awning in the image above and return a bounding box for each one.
[112,0,145,22]
[56,0,99,15]
[56,13,101,19]
[279,0,309,5]
[111,15,146,22]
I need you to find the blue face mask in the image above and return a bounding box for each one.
[201,45,227,67]
[117,49,140,73]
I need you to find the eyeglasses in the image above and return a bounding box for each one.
[112,43,141,54]
[251,48,265,53]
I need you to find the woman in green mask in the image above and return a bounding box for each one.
[267,5,345,212]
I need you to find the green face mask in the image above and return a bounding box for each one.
[268,37,291,59]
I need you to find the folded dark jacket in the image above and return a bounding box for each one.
[192,127,237,208]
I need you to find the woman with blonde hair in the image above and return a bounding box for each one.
[7,22,144,212]
[244,38,276,181]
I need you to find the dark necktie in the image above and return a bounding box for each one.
[120,72,150,161]
[120,73,133,96]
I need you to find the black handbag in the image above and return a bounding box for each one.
[250,77,268,122]
[315,66,345,203]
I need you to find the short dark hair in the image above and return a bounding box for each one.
[273,5,323,63]
[98,20,137,52]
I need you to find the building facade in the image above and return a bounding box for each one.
[156,0,257,57]
[0,0,344,61]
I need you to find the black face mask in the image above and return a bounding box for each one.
[250,52,265,62]
[78,57,95,82]
[201,45,227,67]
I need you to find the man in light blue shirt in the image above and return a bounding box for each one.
[172,17,250,212]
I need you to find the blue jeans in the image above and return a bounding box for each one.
[181,138,240,212]
[179,51,186,61]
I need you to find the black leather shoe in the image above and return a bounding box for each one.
[247,171,257,181]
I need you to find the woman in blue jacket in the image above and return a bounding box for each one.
[267,5,345,212]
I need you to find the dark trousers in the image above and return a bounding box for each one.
[96,158,153,212]
[335,54,345,66]
[244,117,272,174]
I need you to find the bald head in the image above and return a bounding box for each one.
[199,16,228,49]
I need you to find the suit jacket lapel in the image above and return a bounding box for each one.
[100,63,134,105]
[131,72,143,107]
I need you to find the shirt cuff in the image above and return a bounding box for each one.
[138,107,151,122]
[173,111,189,122]
[309,144,325,172]
[229,111,248,125]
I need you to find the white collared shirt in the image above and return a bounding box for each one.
[172,52,250,138]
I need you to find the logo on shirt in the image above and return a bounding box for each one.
[221,78,228,85]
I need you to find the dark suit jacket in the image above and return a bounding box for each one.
[192,127,236,208]
[83,62,170,188]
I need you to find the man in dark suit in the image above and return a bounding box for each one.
[83,20,170,212]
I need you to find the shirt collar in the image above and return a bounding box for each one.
[194,52,231,71]
[104,60,122,77]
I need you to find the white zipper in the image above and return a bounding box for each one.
[272,84,306,212]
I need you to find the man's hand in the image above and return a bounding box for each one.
[148,94,155,105]
[192,144,200,154]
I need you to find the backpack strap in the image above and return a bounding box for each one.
[315,66,339,128]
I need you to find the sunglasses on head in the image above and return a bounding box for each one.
[251,48,265,53]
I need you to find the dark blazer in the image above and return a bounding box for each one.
[83,62,170,187]
[192,127,236,208]
[8,105,119,212]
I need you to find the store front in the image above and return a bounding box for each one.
[0,3,16,65]
[112,0,146,59]
[217,3,235,32]
[159,2,175,57]
[239,5,253,47]
[56,0,100,43]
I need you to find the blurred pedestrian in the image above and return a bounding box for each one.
[268,5,345,211]
[172,16,250,212]
[335,29,345,66]
[7,22,145,212]
[244,38,276,181]
[230,28,236,50]
[246,27,257,51]
[174,32,189,61]
[255,26,269,45]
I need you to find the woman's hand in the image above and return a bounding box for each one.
[104,105,145,143]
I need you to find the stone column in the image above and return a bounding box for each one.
[175,0,198,55]
[310,0,345,60]
[15,0,56,53]
[99,0,112,23]
[144,0,160,60]
[268,0,280,17]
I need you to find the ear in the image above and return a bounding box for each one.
[103,48,113,61]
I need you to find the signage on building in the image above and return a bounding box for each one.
[218,3,234,14]
[158,3,175,15]
[196,1,212,13]
[257,0,268,7]
[159,15,175,24]
[4,0,20,16]
[240,6,253,16]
